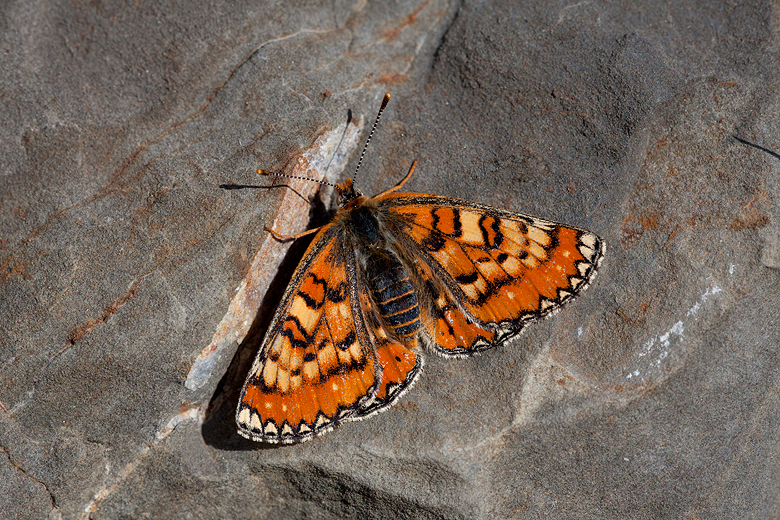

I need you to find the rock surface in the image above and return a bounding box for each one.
[1,0,779,518]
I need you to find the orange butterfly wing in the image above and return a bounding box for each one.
[374,194,605,355]
[236,223,421,443]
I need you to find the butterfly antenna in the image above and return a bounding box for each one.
[256,168,338,189]
[353,92,391,184]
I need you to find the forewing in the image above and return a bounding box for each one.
[236,225,379,443]
[377,194,605,354]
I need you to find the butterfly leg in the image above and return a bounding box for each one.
[377,161,418,197]
[264,226,321,241]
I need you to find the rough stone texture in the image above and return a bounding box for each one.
[1,0,779,518]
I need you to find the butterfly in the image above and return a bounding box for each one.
[236,93,605,443]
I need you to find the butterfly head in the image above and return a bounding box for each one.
[336,177,363,206]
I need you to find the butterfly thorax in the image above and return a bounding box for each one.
[340,198,422,343]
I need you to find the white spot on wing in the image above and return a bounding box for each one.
[251,412,263,430]
[580,233,597,249]
[315,414,331,428]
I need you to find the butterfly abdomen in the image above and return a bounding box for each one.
[345,203,422,341]
[365,254,421,339]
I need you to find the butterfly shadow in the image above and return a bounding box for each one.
[200,186,332,451]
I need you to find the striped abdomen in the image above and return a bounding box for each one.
[366,254,421,339]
